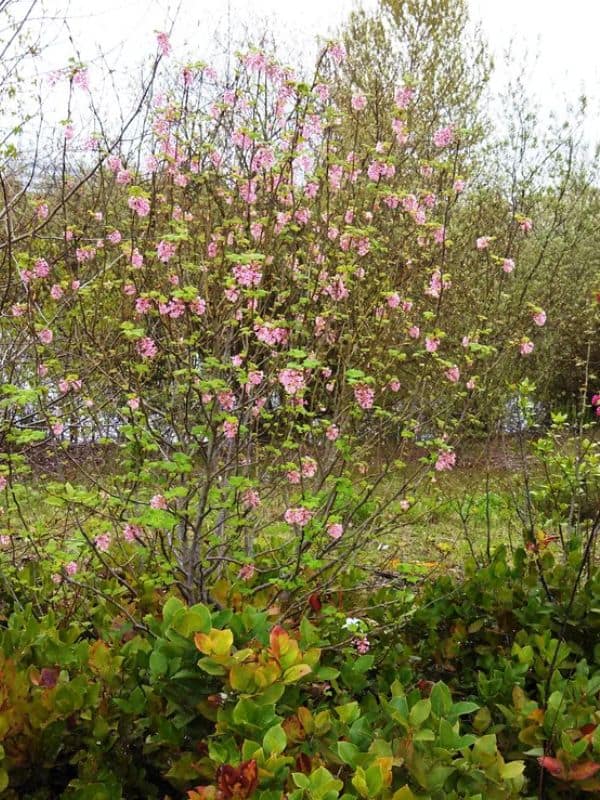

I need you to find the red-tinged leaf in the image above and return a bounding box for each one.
[40,667,59,688]
[216,759,258,799]
[308,593,322,612]
[295,752,312,773]
[269,625,288,659]
[581,724,598,736]
[568,762,600,782]
[538,756,566,779]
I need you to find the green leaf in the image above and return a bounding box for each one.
[451,701,480,717]
[336,701,360,724]
[263,724,287,756]
[283,663,312,683]
[501,761,525,780]
[409,699,431,727]
[430,682,452,716]
[337,741,360,765]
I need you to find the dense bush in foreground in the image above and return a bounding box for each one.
[0,544,598,799]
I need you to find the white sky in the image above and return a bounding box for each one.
[6,0,600,142]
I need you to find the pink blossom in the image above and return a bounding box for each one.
[95,533,111,552]
[433,126,454,148]
[76,247,95,263]
[156,240,176,263]
[242,489,261,509]
[222,419,239,439]
[116,169,132,185]
[466,379,476,390]
[445,365,460,383]
[72,68,89,90]
[433,226,446,245]
[389,379,401,392]
[232,262,262,287]
[36,203,49,220]
[284,507,313,527]
[453,178,465,193]
[326,424,339,441]
[408,326,420,339]
[218,390,236,411]
[135,297,152,315]
[353,636,370,654]
[34,258,50,278]
[250,221,263,240]
[533,310,546,327]
[392,118,408,143]
[130,248,144,268]
[301,457,317,478]
[150,494,168,510]
[435,451,456,471]
[123,523,142,543]
[190,297,206,315]
[327,522,344,539]
[328,42,347,63]
[324,275,349,301]
[137,337,157,359]
[502,258,515,273]
[127,396,140,411]
[394,85,414,109]
[400,499,410,511]
[351,93,367,111]
[278,368,305,395]
[238,563,256,581]
[354,384,375,410]
[520,340,534,356]
[107,155,122,173]
[519,218,533,232]
[128,196,151,217]
[65,561,78,575]
[476,236,491,250]
[51,421,64,436]
[50,284,63,300]
[37,328,53,345]
[246,370,264,387]
[0,476,7,491]
[156,31,171,56]
[425,336,439,353]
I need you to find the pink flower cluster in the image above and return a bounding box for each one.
[284,507,313,527]
[354,384,375,410]
[435,451,456,471]
[278,368,305,395]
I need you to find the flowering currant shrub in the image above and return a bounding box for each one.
[0,35,543,605]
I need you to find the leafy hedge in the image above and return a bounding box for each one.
[0,544,598,799]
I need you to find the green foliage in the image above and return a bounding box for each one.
[0,540,598,799]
